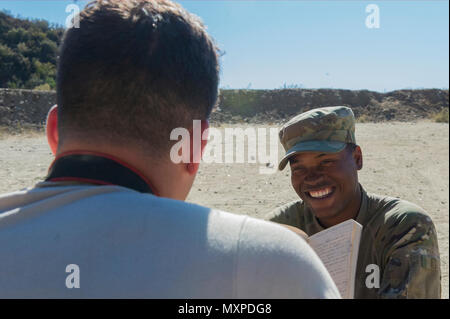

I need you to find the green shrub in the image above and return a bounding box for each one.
[0,11,63,89]
[33,83,51,91]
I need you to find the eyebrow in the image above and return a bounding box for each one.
[290,153,329,164]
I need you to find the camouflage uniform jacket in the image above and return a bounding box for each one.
[266,185,441,299]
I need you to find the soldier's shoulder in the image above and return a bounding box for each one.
[265,200,303,222]
[277,199,303,212]
[368,192,429,218]
[367,192,435,233]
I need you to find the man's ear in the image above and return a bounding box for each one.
[354,145,363,170]
[200,119,209,157]
[186,120,209,175]
[45,105,59,155]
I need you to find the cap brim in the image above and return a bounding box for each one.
[278,140,347,170]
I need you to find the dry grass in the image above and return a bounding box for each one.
[356,114,371,123]
[432,108,449,123]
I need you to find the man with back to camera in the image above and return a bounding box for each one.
[0,0,340,298]
[266,106,441,298]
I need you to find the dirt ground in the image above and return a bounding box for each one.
[0,121,448,298]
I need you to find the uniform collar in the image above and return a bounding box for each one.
[355,184,369,226]
[45,151,158,195]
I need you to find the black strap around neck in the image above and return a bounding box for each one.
[45,154,154,194]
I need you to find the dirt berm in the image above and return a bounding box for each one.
[0,88,448,126]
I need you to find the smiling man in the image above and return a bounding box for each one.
[267,106,441,299]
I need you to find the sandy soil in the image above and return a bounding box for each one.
[0,121,448,298]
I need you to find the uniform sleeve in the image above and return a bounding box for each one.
[265,201,301,227]
[378,211,441,299]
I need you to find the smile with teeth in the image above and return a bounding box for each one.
[308,187,333,199]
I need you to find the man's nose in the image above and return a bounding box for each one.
[303,170,324,183]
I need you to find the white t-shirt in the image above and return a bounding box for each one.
[0,182,340,298]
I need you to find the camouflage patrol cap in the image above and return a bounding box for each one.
[278,106,356,170]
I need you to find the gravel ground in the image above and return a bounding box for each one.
[0,121,448,298]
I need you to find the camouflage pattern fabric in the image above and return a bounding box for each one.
[278,106,356,170]
[266,185,441,299]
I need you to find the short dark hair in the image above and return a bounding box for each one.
[57,0,220,156]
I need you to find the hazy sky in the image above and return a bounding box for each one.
[1,0,448,92]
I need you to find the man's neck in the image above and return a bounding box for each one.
[56,142,185,200]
